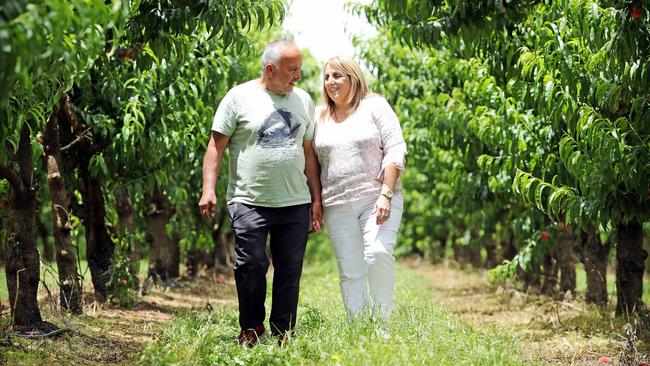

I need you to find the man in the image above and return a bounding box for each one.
[198,39,322,347]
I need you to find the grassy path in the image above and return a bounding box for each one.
[138,258,527,366]
[3,254,648,365]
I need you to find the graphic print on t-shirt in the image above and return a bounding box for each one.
[256,108,301,148]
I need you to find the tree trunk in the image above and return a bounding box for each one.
[541,250,558,296]
[212,206,233,267]
[556,228,577,295]
[184,248,200,278]
[6,201,44,329]
[145,188,179,281]
[44,109,83,314]
[520,262,542,292]
[431,231,448,264]
[0,213,5,266]
[215,229,235,267]
[468,246,481,268]
[465,228,481,268]
[485,238,498,268]
[452,241,462,263]
[581,224,609,306]
[616,219,647,315]
[79,161,113,300]
[61,93,114,301]
[116,195,140,286]
[501,235,518,261]
[2,124,56,332]
[38,220,54,263]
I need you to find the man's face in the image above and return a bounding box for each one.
[267,46,302,95]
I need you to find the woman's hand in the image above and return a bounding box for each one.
[375,195,391,225]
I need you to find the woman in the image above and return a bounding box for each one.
[313,56,407,320]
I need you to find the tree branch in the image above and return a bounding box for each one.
[60,93,83,133]
[0,162,23,196]
[60,128,91,152]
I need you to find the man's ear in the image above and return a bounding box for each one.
[264,64,274,79]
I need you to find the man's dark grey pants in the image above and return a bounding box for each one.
[227,202,310,335]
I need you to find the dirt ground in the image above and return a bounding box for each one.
[406,257,649,366]
[1,261,648,365]
[0,270,237,366]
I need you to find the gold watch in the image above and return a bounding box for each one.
[380,185,393,200]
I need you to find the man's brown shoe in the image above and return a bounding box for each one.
[237,325,267,348]
[277,332,293,347]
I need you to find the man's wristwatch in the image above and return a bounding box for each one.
[380,185,394,200]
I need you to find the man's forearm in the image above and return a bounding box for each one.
[202,147,221,193]
[303,143,322,203]
[305,157,321,203]
[202,132,230,193]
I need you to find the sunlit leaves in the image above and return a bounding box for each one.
[359,0,650,278]
[0,0,125,109]
[127,0,284,57]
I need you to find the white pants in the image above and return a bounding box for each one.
[324,194,403,320]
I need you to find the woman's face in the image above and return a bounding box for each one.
[324,64,352,106]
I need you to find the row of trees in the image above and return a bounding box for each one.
[357,0,649,316]
[1,0,287,333]
[1,0,647,337]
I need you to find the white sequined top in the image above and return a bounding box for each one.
[314,95,407,207]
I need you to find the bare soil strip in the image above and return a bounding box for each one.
[0,272,237,365]
[406,258,648,366]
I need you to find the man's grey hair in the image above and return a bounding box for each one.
[261,38,295,74]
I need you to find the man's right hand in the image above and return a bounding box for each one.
[198,191,217,219]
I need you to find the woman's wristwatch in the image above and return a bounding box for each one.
[380,185,393,200]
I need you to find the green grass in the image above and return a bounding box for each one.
[138,257,528,366]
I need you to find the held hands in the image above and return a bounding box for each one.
[375,195,391,225]
[309,200,323,234]
[198,191,217,220]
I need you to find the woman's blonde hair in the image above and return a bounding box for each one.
[321,56,369,118]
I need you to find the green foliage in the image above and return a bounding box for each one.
[107,239,139,308]
[0,179,7,197]
[297,48,323,100]
[0,2,292,329]
[358,0,650,276]
[304,230,332,262]
[489,231,556,283]
[1,0,290,272]
[0,0,125,174]
[75,30,271,258]
[128,0,285,56]
[0,0,127,107]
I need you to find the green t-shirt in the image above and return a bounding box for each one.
[211,80,315,207]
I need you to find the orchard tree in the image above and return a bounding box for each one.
[1,0,126,331]
[1,0,285,331]
[359,0,649,312]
